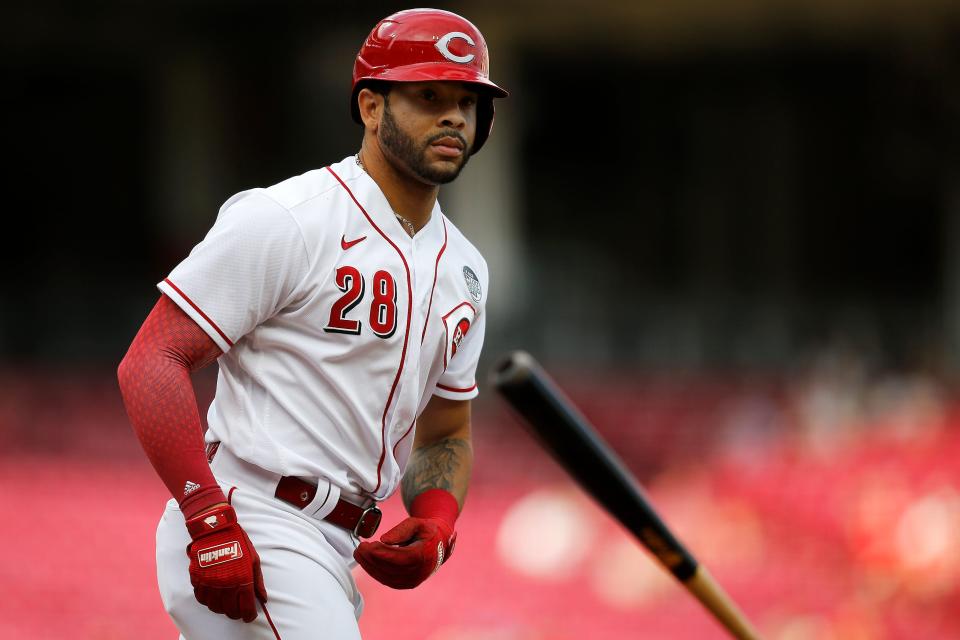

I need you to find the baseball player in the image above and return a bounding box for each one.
[117,8,507,639]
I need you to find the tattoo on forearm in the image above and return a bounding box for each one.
[402,437,471,508]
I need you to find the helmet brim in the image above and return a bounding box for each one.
[351,62,508,123]
[367,62,508,98]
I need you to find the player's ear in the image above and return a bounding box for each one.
[357,88,384,132]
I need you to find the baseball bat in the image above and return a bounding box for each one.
[490,351,762,640]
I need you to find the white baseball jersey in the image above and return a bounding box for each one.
[158,156,488,501]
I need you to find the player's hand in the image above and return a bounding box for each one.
[185,504,268,622]
[353,516,457,589]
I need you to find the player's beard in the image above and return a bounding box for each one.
[379,103,470,185]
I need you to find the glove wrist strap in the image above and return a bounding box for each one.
[185,503,238,539]
[179,485,228,520]
[410,489,459,531]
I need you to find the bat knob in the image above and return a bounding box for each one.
[490,350,538,388]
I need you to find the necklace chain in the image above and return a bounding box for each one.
[356,152,416,238]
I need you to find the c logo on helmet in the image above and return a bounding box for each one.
[435,32,476,64]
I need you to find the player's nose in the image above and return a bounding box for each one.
[439,105,466,129]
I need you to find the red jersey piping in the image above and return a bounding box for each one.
[326,167,412,495]
[163,278,234,347]
[437,382,478,393]
[390,220,450,459]
[420,217,448,344]
[392,419,416,458]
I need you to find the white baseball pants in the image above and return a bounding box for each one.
[155,449,365,639]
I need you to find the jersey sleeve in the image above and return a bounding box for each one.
[435,307,486,400]
[157,191,310,352]
[433,255,490,400]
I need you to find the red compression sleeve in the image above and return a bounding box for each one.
[118,294,227,518]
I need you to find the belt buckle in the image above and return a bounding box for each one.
[353,505,383,538]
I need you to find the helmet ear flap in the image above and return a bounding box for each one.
[472,94,495,153]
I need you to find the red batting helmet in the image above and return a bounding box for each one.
[351,8,509,153]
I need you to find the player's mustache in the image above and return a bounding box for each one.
[425,130,467,150]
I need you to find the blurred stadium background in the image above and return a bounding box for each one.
[4,0,960,638]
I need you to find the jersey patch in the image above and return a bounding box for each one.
[452,318,471,357]
[463,266,481,302]
[441,302,477,369]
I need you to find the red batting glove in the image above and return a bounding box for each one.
[353,489,459,590]
[185,504,268,622]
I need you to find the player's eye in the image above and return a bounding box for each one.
[460,96,477,108]
[421,89,437,101]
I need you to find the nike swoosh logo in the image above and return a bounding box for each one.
[341,234,367,250]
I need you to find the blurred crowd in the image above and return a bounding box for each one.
[2,344,959,637]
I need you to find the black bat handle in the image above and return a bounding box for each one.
[492,351,699,581]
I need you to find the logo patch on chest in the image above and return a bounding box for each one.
[463,266,482,302]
